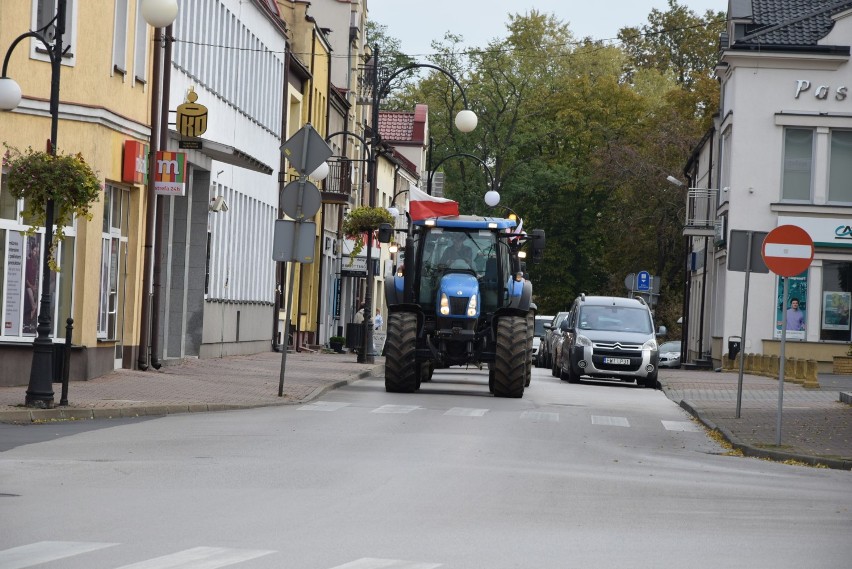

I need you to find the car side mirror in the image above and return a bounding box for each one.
[657,325,667,337]
[559,320,570,332]
[543,323,551,330]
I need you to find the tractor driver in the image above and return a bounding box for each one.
[438,232,474,269]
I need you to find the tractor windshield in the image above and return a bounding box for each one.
[417,228,506,313]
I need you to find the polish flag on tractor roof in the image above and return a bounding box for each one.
[409,185,459,220]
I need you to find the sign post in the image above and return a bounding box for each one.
[761,225,814,445]
[276,124,333,395]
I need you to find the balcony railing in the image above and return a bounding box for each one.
[684,188,718,237]
[324,159,358,205]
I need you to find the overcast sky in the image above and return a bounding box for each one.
[367,0,727,58]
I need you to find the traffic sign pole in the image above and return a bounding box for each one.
[760,225,814,445]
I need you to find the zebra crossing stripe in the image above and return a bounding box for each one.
[114,546,275,569]
[520,411,559,422]
[371,405,420,414]
[0,541,117,569]
[591,415,630,427]
[444,407,488,417]
[327,558,441,569]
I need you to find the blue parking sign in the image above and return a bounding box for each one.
[637,270,651,291]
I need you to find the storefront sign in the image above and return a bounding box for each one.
[341,256,368,277]
[794,80,848,101]
[122,140,148,184]
[154,151,187,196]
[777,216,852,248]
[176,87,208,138]
[774,270,808,341]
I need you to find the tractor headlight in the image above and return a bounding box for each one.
[467,295,478,317]
[440,293,450,315]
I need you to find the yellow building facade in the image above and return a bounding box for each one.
[0,1,156,386]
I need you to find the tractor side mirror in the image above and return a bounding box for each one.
[530,229,545,263]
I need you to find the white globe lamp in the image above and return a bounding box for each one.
[387,206,399,218]
[309,161,330,181]
[141,0,179,28]
[454,109,478,133]
[0,77,22,111]
[484,190,500,208]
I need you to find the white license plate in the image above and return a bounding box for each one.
[603,357,630,365]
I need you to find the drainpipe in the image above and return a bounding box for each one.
[682,172,693,366]
[698,131,714,362]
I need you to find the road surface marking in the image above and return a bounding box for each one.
[0,541,117,569]
[444,407,488,417]
[520,411,559,422]
[327,558,441,569]
[372,405,421,414]
[591,415,630,427]
[662,420,702,432]
[114,546,274,569]
[298,401,351,411]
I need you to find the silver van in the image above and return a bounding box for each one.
[556,295,665,388]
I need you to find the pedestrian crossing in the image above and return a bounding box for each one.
[0,542,440,569]
[297,402,704,432]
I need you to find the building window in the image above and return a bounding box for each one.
[781,128,813,201]
[820,262,852,342]
[132,0,148,83]
[1,169,75,340]
[97,184,129,340]
[32,0,77,63]
[112,0,129,76]
[828,130,852,203]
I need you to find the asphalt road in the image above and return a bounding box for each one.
[1,366,851,569]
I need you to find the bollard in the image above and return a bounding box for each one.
[722,353,730,371]
[745,353,754,373]
[803,360,820,389]
[734,352,742,372]
[769,354,779,380]
[60,318,73,406]
[793,358,806,384]
[762,354,771,377]
[784,357,796,382]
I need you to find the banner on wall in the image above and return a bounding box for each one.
[774,269,808,340]
[822,291,851,331]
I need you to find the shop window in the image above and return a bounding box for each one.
[828,130,852,203]
[97,184,129,340]
[781,128,813,201]
[820,261,852,342]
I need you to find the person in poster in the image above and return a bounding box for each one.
[822,291,851,331]
[786,298,805,331]
[23,235,40,334]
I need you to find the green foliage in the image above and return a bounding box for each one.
[329,336,346,344]
[342,206,394,261]
[2,145,101,271]
[376,3,724,331]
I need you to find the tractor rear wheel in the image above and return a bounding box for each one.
[384,312,418,393]
[492,316,526,398]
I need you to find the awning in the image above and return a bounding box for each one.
[169,131,274,175]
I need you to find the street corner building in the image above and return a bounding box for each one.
[681,0,852,373]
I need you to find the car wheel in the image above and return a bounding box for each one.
[643,371,658,389]
[551,352,559,377]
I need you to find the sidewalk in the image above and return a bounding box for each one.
[0,351,383,423]
[1,353,849,470]
[658,368,852,470]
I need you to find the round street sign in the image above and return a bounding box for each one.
[761,224,814,277]
[280,180,321,219]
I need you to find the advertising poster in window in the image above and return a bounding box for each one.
[23,234,41,335]
[4,231,24,336]
[774,270,808,340]
[822,291,851,331]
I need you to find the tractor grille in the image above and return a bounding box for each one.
[449,296,469,315]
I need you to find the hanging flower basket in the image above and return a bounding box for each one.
[2,145,101,271]
[342,206,394,262]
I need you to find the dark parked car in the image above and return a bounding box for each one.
[532,315,553,367]
[542,311,569,369]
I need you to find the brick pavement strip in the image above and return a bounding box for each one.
[0,352,383,423]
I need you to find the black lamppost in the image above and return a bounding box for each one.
[363,45,478,363]
[0,0,67,407]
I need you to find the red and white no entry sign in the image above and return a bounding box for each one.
[761,224,814,277]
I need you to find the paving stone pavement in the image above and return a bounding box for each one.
[0,352,849,469]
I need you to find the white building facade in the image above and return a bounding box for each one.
[687,0,852,370]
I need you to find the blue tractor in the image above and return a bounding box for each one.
[383,215,545,397]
